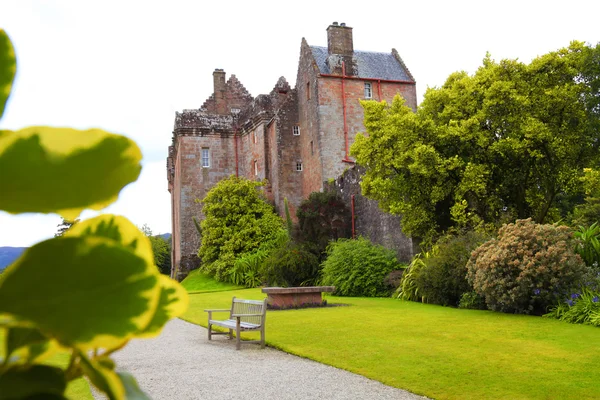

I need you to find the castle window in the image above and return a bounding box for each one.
[296,161,303,172]
[201,148,210,168]
[293,125,300,136]
[364,82,373,99]
[254,160,258,176]
[310,140,314,155]
[253,130,257,144]
[306,82,311,100]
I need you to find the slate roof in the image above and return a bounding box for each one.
[310,46,413,82]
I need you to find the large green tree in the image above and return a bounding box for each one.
[352,41,600,242]
[197,176,284,281]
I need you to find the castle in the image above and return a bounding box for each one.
[167,23,418,279]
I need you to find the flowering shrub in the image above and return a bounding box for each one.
[545,288,600,326]
[467,219,590,315]
[321,237,400,297]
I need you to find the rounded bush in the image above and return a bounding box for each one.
[467,219,590,315]
[260,244,320,287]
[415,231,489,306]
[321,237,400,297]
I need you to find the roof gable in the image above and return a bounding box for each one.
[310,46,413,82]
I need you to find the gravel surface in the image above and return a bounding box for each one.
[92,318,427,400]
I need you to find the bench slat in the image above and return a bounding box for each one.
[209,319,260,330]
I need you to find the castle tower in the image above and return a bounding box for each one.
[168,24,418,280]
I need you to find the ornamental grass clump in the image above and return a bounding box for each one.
[467,219,590,315]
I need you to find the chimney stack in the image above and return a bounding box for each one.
[327,22,353,57]
[326,22,356,76]
[213,68,227,115]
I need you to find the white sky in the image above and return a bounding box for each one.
[0,0,599,247]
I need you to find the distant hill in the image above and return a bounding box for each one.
[158,233,172,241]
[0,247,27,270]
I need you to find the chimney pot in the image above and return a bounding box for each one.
[333,21,338,25]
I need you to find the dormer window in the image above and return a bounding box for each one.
[293,126,300,136]
[364,82,373,99]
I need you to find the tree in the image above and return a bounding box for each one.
[352,42,600,243]
[295,191,351,260]
[54,218,79,237]
[197,176,284,281]
[139,224,172,275]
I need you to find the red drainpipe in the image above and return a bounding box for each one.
[377,79,382,101]
[341,61,350,162]
[351,194,356,239]
[234,127,239,177]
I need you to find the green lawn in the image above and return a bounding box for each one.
[180,268,243,293]
[183,288,600,400]
[0,330,93,399]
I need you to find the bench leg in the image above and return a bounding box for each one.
[236,319,241,350]
[229,329,233,340]
[208,323,212,341]
[260,326,265,349]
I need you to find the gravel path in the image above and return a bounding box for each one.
[92,318,427,400]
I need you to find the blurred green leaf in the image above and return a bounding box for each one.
[117,372,151,400]
[0,29,16,119]
[0,126,142,219]
[5,327,59,365]
[80,353,124,400]
[138,274,189,338]
[65,214,154,267]
[0,365,66,399]
[0,236,160,350]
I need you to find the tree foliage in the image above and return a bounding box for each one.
[140,225,172,276]
[54,218,79,237]
[352,42,600,242]
[295,191,351,259]
[197,176,284,281]
[0,29,187,400]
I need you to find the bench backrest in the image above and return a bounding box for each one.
[231,297,266,326]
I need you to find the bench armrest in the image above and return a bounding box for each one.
[231,313,263,317]
[204,309,230,312]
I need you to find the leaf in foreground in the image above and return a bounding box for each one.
[0,236,160,350]
[0,126,142,219]
[138,274,189,338]
[0,364,66,399]
[0,29,16,119]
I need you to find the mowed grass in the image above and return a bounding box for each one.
[0,330,93,399]
[183,288,600,400]
[180,268,243,293]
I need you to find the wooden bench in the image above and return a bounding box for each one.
[204,297,267,350]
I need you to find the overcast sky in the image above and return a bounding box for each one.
[1,0,599,247]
